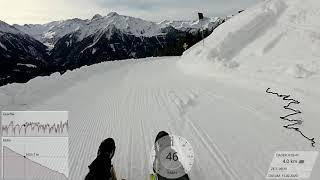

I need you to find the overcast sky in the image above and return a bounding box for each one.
[0,0,260,25]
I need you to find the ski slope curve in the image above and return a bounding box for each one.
[1,57,319,180]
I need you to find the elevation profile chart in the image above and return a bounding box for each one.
[1,111,69,180]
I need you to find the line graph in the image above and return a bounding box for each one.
[1,111,69,179]
[266,88,316,147]
[2,120,68,137]
[2,137,69,179]
[1,111,68,137]
[3,146,68,180]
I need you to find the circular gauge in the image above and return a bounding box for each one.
[150,134,194,179]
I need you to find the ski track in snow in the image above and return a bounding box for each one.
[1,57,319,180]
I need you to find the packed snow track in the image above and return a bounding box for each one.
[1,57,319,180]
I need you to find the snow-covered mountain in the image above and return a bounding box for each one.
[13,13,227,71]
[14,20,84,50]
[0,21,51,86]
[0,20,48,61]
[1,13,228,86]
[0,20,24,35]
[14,12,226,49]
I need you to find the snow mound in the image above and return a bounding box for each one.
[179,0,320,78]
[285,64,317,78]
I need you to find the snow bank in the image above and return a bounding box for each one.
[0,59,142,110]
[179,0,320,78]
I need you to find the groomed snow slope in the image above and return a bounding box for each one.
[0,56,319,180]
[1,0,320,179]
[179,0,320,79]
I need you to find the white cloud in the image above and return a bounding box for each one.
[0,0,259,25]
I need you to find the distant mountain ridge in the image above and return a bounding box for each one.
[0,12,230,86]
[13,12,226,49]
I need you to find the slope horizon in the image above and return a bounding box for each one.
[3,11,230,26]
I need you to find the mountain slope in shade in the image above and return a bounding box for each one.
[0,21,51,86]
[50,25,195,70]
[0,20,23,34]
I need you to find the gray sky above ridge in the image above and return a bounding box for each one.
[0,0,260,25]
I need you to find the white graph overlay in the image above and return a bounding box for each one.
[1,111,69,180]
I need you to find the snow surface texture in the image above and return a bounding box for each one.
[0,57,319,180]
[179,0,320,79]
[13,13,224,48]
